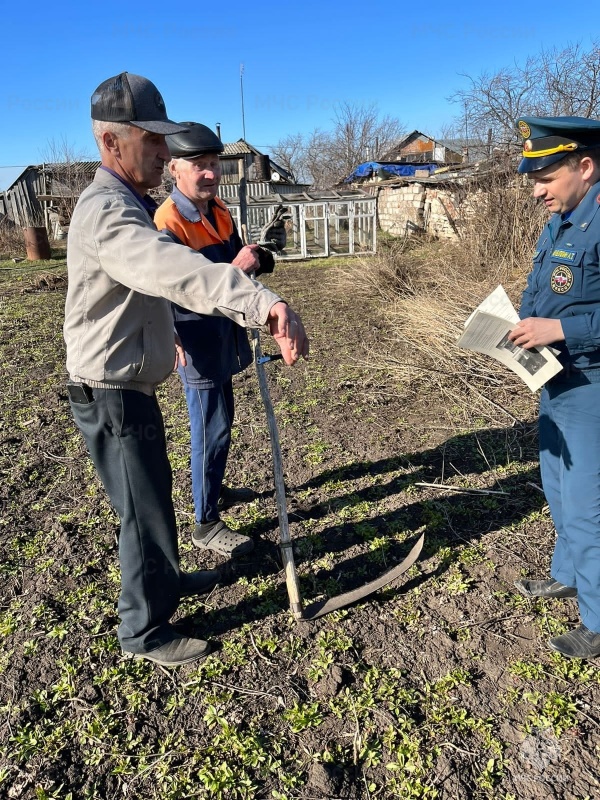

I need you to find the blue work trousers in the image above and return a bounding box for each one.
[540,371,600,633]
[69,388,181,653]
[183,379,234,523]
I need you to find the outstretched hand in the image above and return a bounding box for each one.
[267,302,309,365]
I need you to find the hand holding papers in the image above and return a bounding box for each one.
[457,286,563,392]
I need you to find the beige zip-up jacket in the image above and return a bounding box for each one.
[64,169,281,394]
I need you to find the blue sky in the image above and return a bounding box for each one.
[1,0,600,182]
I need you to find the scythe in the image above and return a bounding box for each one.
[240,190,424,621]
[251,332,424,622]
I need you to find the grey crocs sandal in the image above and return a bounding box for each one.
[192,520,254,557]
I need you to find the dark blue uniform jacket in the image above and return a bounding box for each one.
[521,180,600,371]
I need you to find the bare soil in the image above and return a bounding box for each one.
[0,257,598,799]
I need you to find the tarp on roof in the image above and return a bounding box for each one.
[345,161,438,182]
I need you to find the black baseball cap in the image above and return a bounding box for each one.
[91,72,188,134]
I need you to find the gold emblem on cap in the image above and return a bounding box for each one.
[518,120,531,139]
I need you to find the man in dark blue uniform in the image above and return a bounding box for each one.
[511,116,600,659]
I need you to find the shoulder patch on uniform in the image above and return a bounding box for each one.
[550,265,574,294]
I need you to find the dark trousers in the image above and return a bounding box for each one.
[183,379,235,523]
[69,388,180,653]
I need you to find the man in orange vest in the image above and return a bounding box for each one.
[155,123,275,558]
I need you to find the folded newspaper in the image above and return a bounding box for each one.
[457,285,563,392]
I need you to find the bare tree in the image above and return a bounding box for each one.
[272,103,405,189]
[270,133,308,184]
[450,61,540,148]
[539,42,600,118]
[449,40,600,151]
[39,136,95,229]
[328,102,404,176]
[302,128,339,189]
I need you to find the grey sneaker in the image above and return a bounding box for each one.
[180,569,221,597]
[549,625,600,659]
[514,579,577,599]
[192,520,254,557]
[126,633,211,666]
[217,485,257,512]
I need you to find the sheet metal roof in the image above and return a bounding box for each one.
[222,141,255,156]
[0,166,30,192]
[44,161,101,175]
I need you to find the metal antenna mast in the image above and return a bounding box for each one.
[240,63,246,140]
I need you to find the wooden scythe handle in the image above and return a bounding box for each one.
[251,327,305,619]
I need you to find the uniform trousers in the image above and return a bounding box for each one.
[183,378,235,523]
[539,370,600,633]
[69,388,181,653]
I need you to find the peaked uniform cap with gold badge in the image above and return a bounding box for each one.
[517,115,600,174]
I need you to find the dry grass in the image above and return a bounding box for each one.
[455,168,547,283]
[374,288,536,427]
[0,222,26,260]
[336,171,546,427]
[22,272,68,292]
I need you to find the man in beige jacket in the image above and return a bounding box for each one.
[64,72,308,666]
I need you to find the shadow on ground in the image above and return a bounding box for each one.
[179,423,544,636]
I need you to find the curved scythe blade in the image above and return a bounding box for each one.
[302,533,425,621]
